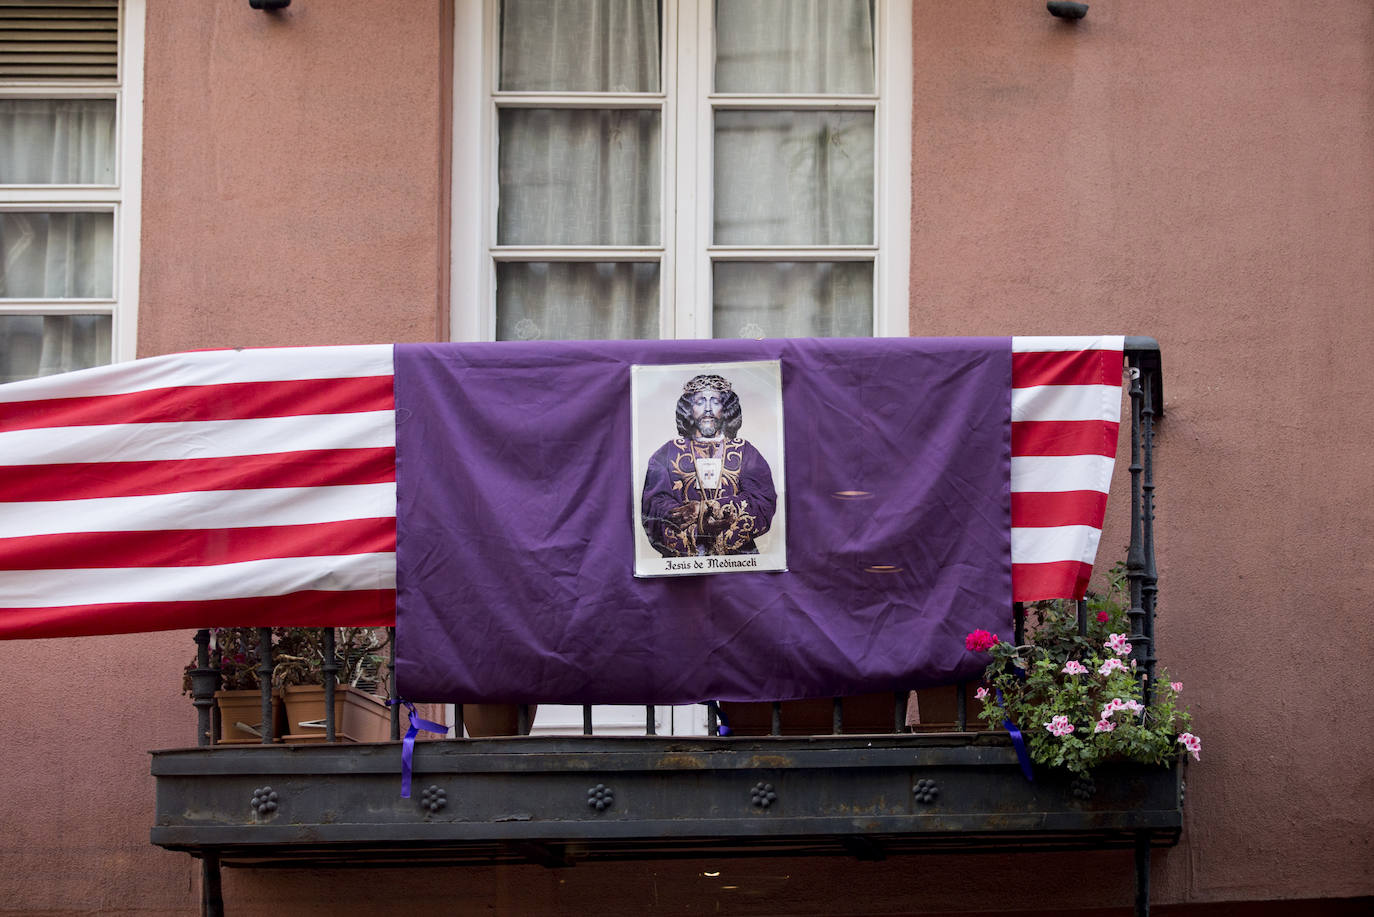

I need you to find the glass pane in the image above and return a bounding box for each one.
[497,262,659,340]
[713,261,873,338]
[0,99,117,184]
[715,0,875,94]
[499,109,661,245]
[0,314,111,383]
[714,110,873,245]
[0,212,114,299]
[500,0,661,92]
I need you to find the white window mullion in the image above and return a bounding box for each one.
[875,0,912,338]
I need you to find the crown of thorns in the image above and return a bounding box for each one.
[682,374,733,395]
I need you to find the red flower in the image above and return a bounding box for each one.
[1096,610,1109,623]
[965,629,999,652]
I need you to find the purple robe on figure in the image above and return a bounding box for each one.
[641,436,777,556]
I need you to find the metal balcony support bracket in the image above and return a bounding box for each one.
[200,850,223,917]
[1135,832,1153,917]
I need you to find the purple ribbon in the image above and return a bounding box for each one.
[996,688,1034,782]
[388,699,449,798]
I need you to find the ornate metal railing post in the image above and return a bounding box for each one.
[188,629,221,747]
[1125,359,1148,691]
[257,628,274,744]
[321,628,338,742]
[1140,362,1160,702]
[1124,338,1163,704]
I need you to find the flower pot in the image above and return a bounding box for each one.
[280,684,395,743]
[213,689,286,744]
[718,693,901,736]
[460,703,537,737]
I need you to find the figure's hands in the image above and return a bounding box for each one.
[697,501,734,537]
[666,501,701,526]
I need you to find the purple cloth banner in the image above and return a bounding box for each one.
[394,338,1011,704]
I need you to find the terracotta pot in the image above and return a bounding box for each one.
[718,693,904,736]
[280,684,396,743]
[213,689,286,744]
[460,703,537,737]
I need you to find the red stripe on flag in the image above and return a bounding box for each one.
[0,518,395,571]
[1011,490,1109,528]
[0,447,396,502]
[1012,350,1122,389]
[1013,561,1093,602]
[0,376,394,433]
[0,589,397,640]
[1012,420,1119,457]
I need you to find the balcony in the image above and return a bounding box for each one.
[151,340,1174,914]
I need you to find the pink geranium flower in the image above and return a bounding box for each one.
[1043,715,1075,737]
[1094,718,1116,733]
[1105,633,1131,656]
[1062,660,1088,676]
[965,629,999,653]
[1098,657,1126,676]
[975,686,989,701]
[1171,681,1183,692]
[1178,732,1201,761]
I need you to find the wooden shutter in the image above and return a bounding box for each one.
[0,1,118,80]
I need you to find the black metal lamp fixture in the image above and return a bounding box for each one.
[1047,1,1089,19]
[249,0,291,10]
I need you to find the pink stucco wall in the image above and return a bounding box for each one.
[1,1,1370,914]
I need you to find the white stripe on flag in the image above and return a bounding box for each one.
[0,345,394,404]
[1011,454,1116,495]
[0,483,397,539]
[1012,335,1126,353]
[1011,525,1105,566]
[0,411,395,466]
[0,552,397,608]
[1011,384,1121,423]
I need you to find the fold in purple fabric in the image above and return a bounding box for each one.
[394,338,1012,705]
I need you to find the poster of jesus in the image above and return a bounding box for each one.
[631,360,787,577]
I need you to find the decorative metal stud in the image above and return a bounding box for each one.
[1070,776,1096,800]
[250,786,279,816]
[913,778,939,804]
[586,783,614,812]
[420,785,447,813]
[750,781,777,808]
[1178,778,1186,809]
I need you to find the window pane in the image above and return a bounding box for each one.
[0,99,117,185]
[0,314,111,383]
[500,0,661,92]
[499,109,661,245]
[0,212,114,299]
[497,262,659,340]
[714,110,873,245]
[713,261,872,338]
[715,0,874,94]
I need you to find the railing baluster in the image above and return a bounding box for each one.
[1077,598,1088,638]
[893,691,905,734]
[454,704,465,738]
[388,626,400,741]
[770,702,782,736]
[321,628,337,743]
[643,705,656,736]
[706,702,718,736]
[582,705,593,736]
[955,681,967,732]
[1014,601,1026,645]
[831,697,843,735]
[257,628,274,744]
[190,629,217,747]
[518,704,531,735]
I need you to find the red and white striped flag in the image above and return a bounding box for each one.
[0,338,1123,640]
[0,346,399,639]
[1010,335,1124,601]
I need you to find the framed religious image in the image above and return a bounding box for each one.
[631,361,787,577]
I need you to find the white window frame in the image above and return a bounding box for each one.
[450,0,911,344]
[0,0,145,367]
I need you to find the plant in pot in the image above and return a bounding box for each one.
[274,627,398,743]
[181,627,286,745]
[968,571,1198,777]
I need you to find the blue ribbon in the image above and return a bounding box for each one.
[388,699,449,798]
[996,687,1034,782]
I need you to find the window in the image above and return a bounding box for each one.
[0,0,143,383]
[451,0,911,343]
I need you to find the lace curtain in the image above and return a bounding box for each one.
[0,99,115,381]
[495,0,875,341]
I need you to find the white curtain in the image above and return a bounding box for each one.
[1,100,116,380]
[714,0,875,95]
[496,262,658,341]
[500,0,660,93]
[713,262,872,339]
